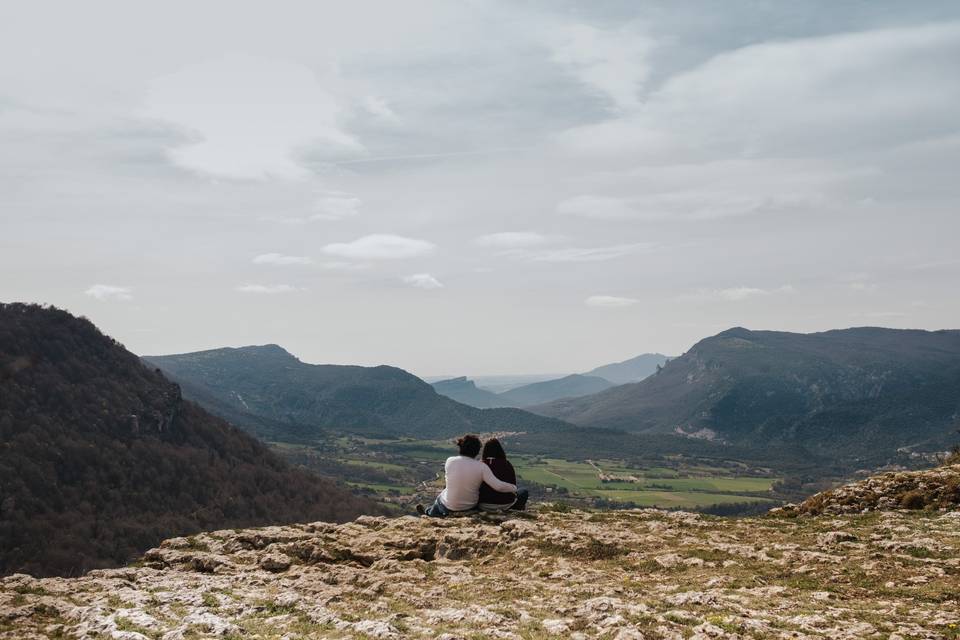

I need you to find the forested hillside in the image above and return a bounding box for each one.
[0,303,378,577]
[145,345,572,442]
[533,327,960,463]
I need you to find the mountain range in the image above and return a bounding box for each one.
[532,327,960,462]
[584,352,671,384]
[431,373,614,408]
[143,345,573,442]
[0,303,378,577]
[430,353,669,408]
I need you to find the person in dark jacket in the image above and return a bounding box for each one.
[478,438,529,511]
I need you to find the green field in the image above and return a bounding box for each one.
[272,438,780,511]
[513,457,777,508]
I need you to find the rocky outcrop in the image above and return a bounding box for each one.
[2,502,959,639]
[774,463,960,516]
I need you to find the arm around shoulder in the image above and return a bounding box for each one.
[481,463,517,493]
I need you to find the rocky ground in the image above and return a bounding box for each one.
[779,463,960,516]
[3,469,960,640]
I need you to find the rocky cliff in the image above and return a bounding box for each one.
[4,467,960,640]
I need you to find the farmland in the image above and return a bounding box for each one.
[270,436,782,513]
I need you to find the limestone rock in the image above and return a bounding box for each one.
[4,473,960,640]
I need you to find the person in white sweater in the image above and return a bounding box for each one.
[417,434,517,516]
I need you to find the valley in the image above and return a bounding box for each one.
[269,435,783,514]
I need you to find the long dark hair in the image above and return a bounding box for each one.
[482,437,506,461]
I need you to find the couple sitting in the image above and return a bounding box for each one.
[417,434,529,517]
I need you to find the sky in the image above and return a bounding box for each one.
[2,1,959,376]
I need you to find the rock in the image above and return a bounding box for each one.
[352,619,399,638]
[4,475,960,640]
[817,531,858,546]
[259,553,292,572]
[542,618,570,634]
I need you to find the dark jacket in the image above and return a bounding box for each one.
[479,457,517,505]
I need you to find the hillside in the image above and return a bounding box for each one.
[143,346,572,441]
[586,352,671,384]
[433,374,615,409]
[0,303,378,577]
[5,467,960,639]
[496,374,614,408]
[430,376,503,408]
[533,327,960,464]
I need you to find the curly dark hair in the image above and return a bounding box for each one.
[456,434,482,458]
[482,437,507,460]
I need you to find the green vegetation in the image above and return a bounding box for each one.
[534,326,960,468]
[271,435,783,512]
[0,303,380,578]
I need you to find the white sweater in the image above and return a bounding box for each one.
[438,455,517,511]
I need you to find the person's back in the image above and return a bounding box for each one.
[477,437,529,511]
[441,455,504,511]
[417,434,517,517]
[478,457,517,506]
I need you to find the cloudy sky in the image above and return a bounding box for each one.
[2,1,959,376]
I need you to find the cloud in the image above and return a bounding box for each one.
[253,253,314,266]
[907,258,960,271]
[548,23,653,112]
[403,273,443,290]
[556,23,960,161]
[474,231,549,248]
[710,285,795,301]
[142,53,362,180]
[84,284,133,301]
[313,192,361,220]
[520,242,655,263]
[585,295,638,307]
[323,234,436,260]
[235,284,301,294]
[556,195,636,219]
[320,261,371,271]
[362,96,399,123]
[557,189,829,221]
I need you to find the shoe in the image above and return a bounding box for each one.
[415,504,426,515]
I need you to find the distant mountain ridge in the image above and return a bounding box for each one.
[531,327,960,463]
[585,352,671,385]
[432,373,614,408]
[144,345,572,441]
[0,304,377,577]
[496,374,614,407]
[430,376,503,408]
[431,353,668,409]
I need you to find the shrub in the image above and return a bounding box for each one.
[899,490,927,510]
[945,445,960,466]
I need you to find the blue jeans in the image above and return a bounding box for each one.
[424,497,451,517]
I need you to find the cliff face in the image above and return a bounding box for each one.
[4,480,959,640]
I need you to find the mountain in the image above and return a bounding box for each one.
[9,466,960,639]
[430,376,503,408]
[430,354,669,410]
[533,327,960,463]
[432,374,614,409]
[0,303,378,577]
[143,346,572,441]
[496,374,615,407]
[585,352,671,384]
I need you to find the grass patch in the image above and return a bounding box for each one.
[533,537,626,561]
